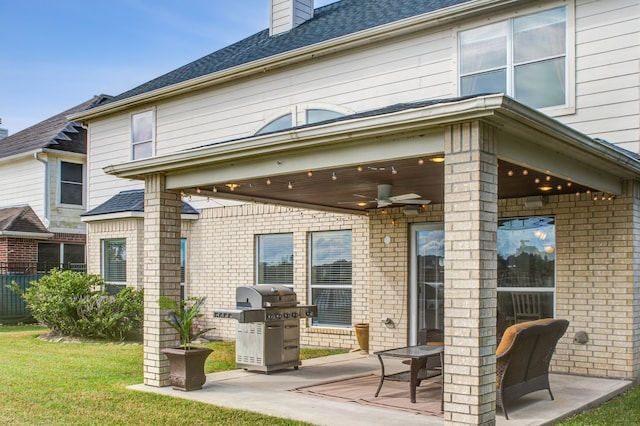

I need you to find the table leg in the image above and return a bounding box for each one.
[409,356,420,403]
[374,354,385,397]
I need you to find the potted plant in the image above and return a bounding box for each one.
[158,296,214,391]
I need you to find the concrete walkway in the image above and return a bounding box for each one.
[129,352,633,425]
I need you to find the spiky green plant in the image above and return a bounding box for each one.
[158,296,214,349]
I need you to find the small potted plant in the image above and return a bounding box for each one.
[158,296,214,391]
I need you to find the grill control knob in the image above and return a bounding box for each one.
[291,312,298,318]
[284,313,290,318]
[276,313,282,319]
[305,311,312,317]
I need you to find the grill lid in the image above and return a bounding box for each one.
[236,285,298,308]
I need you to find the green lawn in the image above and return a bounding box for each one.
[0,325,344,425]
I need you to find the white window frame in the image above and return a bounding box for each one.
[102,239,126,285]
[59,160,84,206]
[131,109,155,160]
[455,1,575,116]
[308,230,353,328]
[255,233,294,286]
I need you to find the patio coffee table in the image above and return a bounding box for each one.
[374,345,444,403]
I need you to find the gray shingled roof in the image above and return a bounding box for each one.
[0,205,50,234]
[104,0,472,105]
[81,189,199,217]
[0,95,111,159]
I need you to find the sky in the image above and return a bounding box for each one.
[0,0,338,136]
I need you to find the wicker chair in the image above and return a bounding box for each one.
[496,318,569,419]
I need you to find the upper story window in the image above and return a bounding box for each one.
[131,110,154,159]
[256,233,293,285]
[60,161,83,205]
[255,108,346,136]
[459,6,567,109]
[255,114,292,135]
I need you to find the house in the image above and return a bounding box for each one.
[0,96,110,272]
[70,0,640,423]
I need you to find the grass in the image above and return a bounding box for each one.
[557,386,640,426]
[0,325,346,425]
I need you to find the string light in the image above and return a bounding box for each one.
[307,171,313,177]
[522,169,529,176]
[212,186,218,193]
[418,158,425,165]
[391,166,398,175]
[332,172,337,181]
[508,170,514,176]
[287,181,293,190]
[357,165,363,172]
[266,178,272,185]
[196,188,201,194]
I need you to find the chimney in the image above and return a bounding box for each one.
[0,118,6,141]
[270,0,314,36]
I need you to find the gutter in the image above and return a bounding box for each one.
[34,150,50,228]
[69,0,527,122]
[0,231,54,240]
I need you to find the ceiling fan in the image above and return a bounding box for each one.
[343,184,431,208]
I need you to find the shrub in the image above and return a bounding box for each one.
[9,269,143,341]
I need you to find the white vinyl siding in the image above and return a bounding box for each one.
[0,157,44,219]
[566,0,640,152]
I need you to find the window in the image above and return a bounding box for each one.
[256,233,293,285]
[255,114,292,135]
[60,161,83,205]
[459,7,567,109]
[255,108,346,135]
[497,216,555,335]
[310,230,352,327]
[103,239,126,283]
[38,242,85,272]
[131,110,154,159]
[306,109,345,125]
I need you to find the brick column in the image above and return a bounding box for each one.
[143,174,182,387]
[443,121,498,424]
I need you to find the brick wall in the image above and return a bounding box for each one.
[367,181,639,380]
[184,204,369,349]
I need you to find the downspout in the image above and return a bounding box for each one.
[34,151,50,228]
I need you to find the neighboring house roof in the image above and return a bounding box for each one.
[0,205,51,236]
[81,189,199,217]
[103,0,472,105]
[0,95,111,159]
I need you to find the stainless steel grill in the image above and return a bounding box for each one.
[213,285,317,373]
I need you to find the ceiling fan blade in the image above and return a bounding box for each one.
[377,200,393,208]
[402,199,431,205]
[389,193,421,202]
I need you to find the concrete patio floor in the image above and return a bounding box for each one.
[130,351,633,425]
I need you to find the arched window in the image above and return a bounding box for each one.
[255,113,292,135]
[255,108,347,136]
[306,109,345,125]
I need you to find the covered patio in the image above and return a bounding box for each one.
[129,351,633,425]
[106,94,640,423]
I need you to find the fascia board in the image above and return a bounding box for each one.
[80,211,199,222]
[0,231,54,239]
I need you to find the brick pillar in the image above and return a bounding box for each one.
[443,121,498,424]
[143,174,182,387]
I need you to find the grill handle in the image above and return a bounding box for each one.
[264,301,300,307]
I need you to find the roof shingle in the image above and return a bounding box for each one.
[81,189,199,217]
[0,95,111,159]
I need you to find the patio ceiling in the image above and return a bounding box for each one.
[104,95,637,214]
